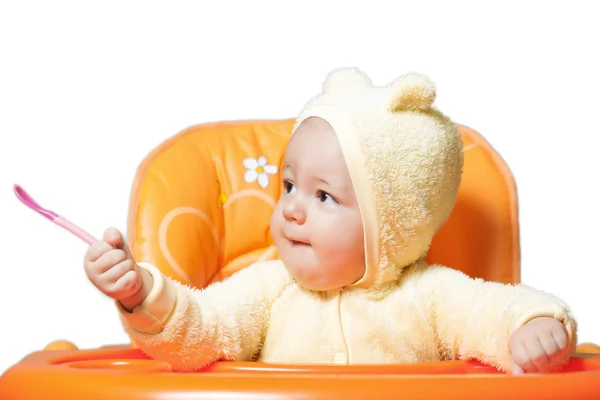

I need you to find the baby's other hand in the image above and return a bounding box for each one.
[83,227,142,302]
[508,316,571,375]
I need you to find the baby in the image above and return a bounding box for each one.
[83,68,576,375]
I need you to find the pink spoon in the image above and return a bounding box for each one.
[14,184,98,245]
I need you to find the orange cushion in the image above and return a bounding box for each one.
[127,119,519,289]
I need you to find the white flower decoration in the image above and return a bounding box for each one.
[243,156,278,189]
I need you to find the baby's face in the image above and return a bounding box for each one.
[270,117,366,291]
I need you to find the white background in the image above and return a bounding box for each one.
[1,1,598,375]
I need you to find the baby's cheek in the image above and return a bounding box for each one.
[317,226,359,259]
[320,243,365,284]
[269,207,281,233]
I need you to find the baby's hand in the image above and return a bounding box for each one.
[83,227,149,309]
[508,316,571,375]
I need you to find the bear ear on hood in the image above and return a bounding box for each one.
[322,67,372,93]
[387,72,436,112]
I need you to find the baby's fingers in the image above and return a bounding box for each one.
[85,240,113,263]
[94,248,129,274]
[538,333,563,368]
[510,363,524,375]
[552,326,569,351]
[510,341,537,374]
[111,270,141,300]
[103,227,124,248]
[524,336,553,373]
[99,260,140,299]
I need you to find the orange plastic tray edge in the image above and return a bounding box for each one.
[1,347,600,400]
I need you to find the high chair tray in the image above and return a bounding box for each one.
[1,347,599,399]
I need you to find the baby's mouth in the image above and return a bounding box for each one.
[287,237,311,247]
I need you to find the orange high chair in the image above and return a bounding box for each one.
[1,119,599,399]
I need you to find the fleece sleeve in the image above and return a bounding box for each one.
[412,264,577,372]
[114,259,293,371]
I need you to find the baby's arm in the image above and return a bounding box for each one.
[408,263,577,373]
[115,259,293,371]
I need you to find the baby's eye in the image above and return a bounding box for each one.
[283,180,296,194]
[317,190,337,205]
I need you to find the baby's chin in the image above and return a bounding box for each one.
[283,263,345,292]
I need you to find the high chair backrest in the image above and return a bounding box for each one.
[126,119,520,289]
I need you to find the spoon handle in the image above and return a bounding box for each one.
[53,216,98,245]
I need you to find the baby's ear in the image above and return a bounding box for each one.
[387,73,436,112]
[323,67,372,93]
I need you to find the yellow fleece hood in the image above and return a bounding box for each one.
[293,68,464,290]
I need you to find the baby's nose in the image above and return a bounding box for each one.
[282,200,306,224]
